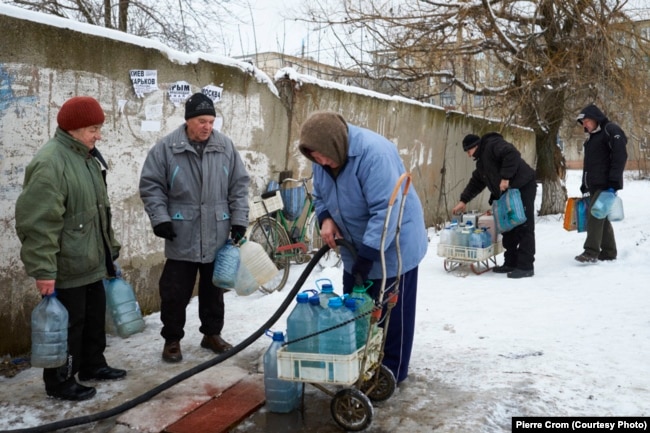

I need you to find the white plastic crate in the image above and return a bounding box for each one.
[437,240,503,261]
[277,331,382,385]
[250,190,284,220]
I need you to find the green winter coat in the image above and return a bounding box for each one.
[15,128,121,288]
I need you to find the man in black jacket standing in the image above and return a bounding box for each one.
[452,132,537,278]
[575,104,628,263]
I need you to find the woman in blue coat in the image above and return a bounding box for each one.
[298,111,428,384]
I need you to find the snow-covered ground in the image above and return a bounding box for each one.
[1,170,649,433]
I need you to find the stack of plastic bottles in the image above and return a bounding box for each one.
[440,218,494,248]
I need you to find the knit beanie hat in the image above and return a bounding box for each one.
[462,134,481,151]
[57,96,105,131]
[298,111,349,167]
[185,93,216,120]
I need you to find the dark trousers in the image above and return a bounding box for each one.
[343,266,419,383]
[43,281,107,389]
[583,189,617,258]
[159,259,225,342]
[502,180,537,271]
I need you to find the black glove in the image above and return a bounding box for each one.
[230,225,247,242]
[351,255,374,287]
[153,222,176,241]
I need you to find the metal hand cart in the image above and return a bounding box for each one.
[274,173,412,431]
[437,240,503,275]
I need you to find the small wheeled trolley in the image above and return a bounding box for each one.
[273,173,413,431]
[437,240,504,275]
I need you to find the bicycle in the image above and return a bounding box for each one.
[248,174,341,293]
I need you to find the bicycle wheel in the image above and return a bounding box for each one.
[306,213,342,270]
[249,216,291,293]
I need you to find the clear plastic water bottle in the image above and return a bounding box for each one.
[212,239,240,288]
[239,238,279,286]
[469,229,483,249]
[31,293,68,368]
[316,278,338,308]
[608,196,624,222]
[591,189,617,219]
[481,227,492,247]
[105,277,145,338]
[318,297,356,355]
[263,331,301,413]
[440,226,453,245]
[286,293,318,353]
[234,261,258,296]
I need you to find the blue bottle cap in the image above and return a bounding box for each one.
[296,293,309,303]
[321,284,334,294]
[328,297,343,308]
[272,331,284,342]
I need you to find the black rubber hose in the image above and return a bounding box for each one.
[1,240,353,433]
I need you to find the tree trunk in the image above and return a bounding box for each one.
[535,130,567,215]
[119,0,129,32]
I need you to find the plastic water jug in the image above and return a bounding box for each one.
[316,278,338,308]
[478,214,496,243]
[591,189,617,219]
[105,277,145,338]
[308,293,322,325]
[318,297,356,355]
[263,331,302,413]
[440,226,454,245]
[458,225,471,247]
[286,293,318,353]
[31,293,68,368]
[480,228,490,247]
[469,229,484,249]
[233,258,258,296]
[608,196,624,222]
[239,238,279,286]
[212,239,240,288]
[350,282,374,349]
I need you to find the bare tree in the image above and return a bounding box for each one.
[303,0,650,214]
[6,0,249,54]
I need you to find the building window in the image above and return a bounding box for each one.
[441,91,455,107]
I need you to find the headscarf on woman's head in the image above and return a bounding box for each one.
[298,111,349,169]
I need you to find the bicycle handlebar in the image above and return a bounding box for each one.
[279,173,313,185]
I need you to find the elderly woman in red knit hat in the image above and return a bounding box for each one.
[15,96,125,401]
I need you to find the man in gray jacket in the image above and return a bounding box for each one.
[139,93,250,362]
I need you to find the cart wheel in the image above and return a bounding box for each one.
[362,364,396,402]
[330,388,373,431]
[443,259,460,272]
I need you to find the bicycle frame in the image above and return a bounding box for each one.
[248,175,339,293]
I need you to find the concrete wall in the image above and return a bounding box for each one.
[0,5,535,356]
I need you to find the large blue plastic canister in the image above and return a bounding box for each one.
[286,292,318,353]
[263,331,302,413]
[31,293,68,368]
[591,189,617,219]
[318,297,356,355]
[212,239,240,288]
[105,277,145,338]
